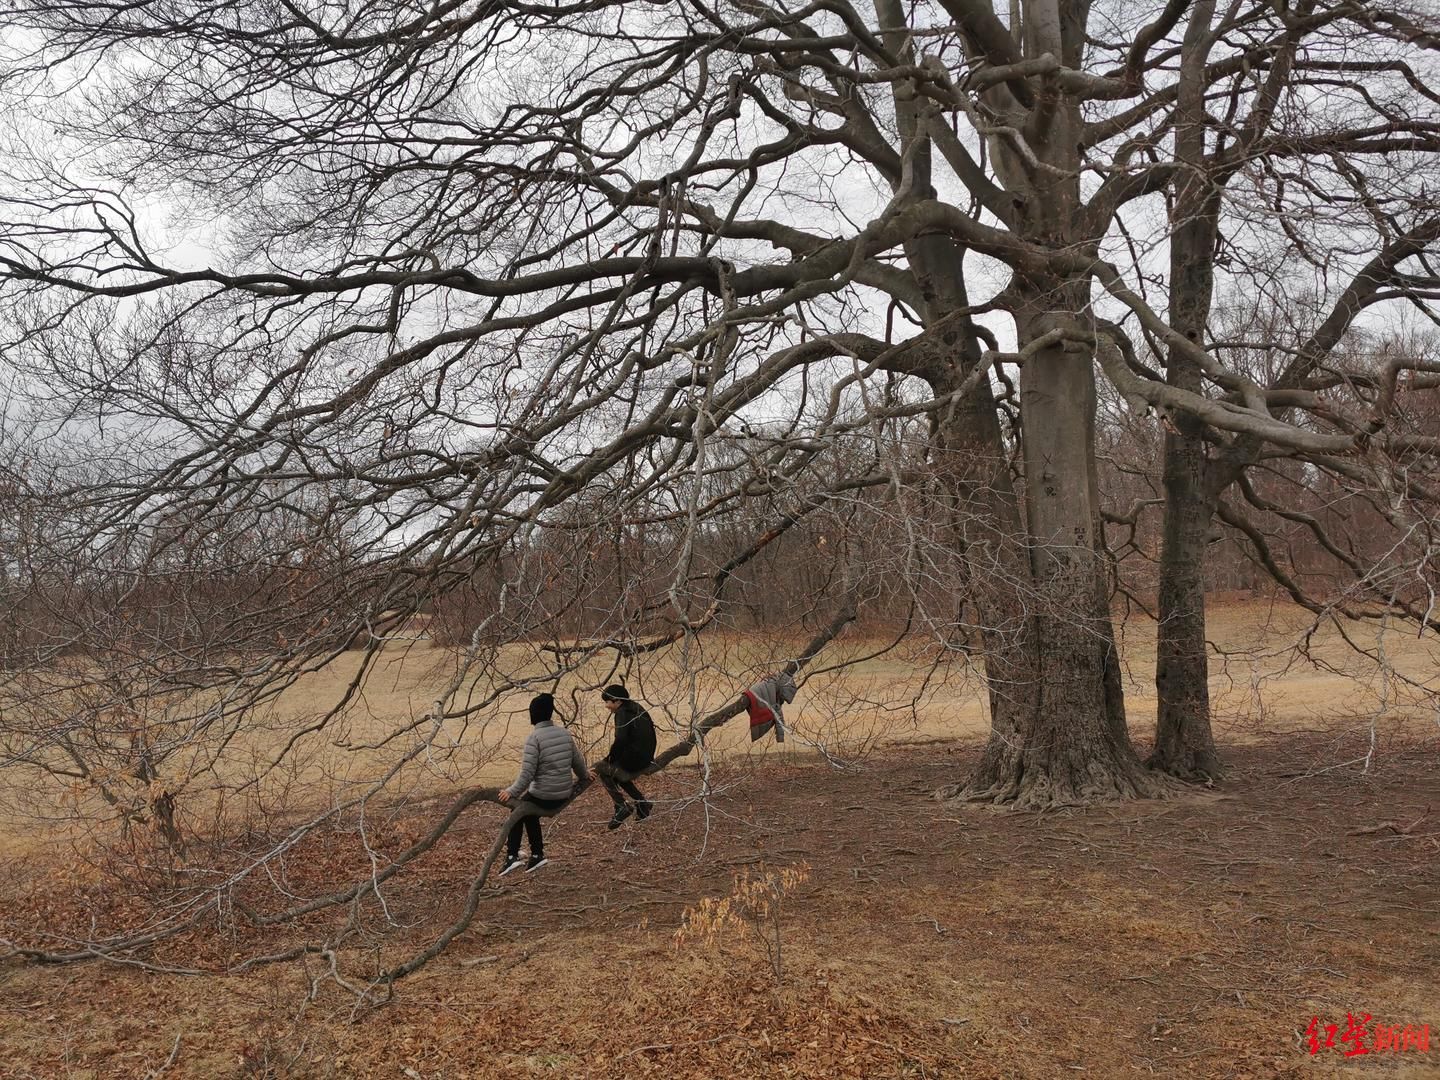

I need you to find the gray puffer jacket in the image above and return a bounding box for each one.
[505,720,590,801]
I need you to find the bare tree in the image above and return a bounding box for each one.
[1,0,1440,984]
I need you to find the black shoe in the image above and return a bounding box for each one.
[635,799,654,821]
[607,803,634,830]
[498,854,524,877]
[526,855,548,873]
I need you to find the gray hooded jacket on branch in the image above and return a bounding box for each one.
[744,671,797,743]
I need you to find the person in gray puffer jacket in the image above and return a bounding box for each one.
[497,693,589,875]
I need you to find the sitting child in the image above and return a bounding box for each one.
[497,693,590,874]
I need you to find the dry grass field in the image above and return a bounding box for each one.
[20,595,1422,806]
[0,599,1436,1078]
[270,595,1440,773]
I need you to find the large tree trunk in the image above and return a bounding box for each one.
[991,291,1160,806]
[1150,0,1223,781]
[1152,413,1222,779]
[906,235,1045,799]
[925,0,1163,807]
[965,0,1161,803]
[929,333,1044,802]
[914,245,1161,807]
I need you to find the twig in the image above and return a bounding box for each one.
[143,1032,182,1079]
[614,1033,735,1062]
[1347,806,1430,836]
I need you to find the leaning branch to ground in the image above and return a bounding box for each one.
[373,604,857,990]
[378,776,597,985]
[1,602,857,987]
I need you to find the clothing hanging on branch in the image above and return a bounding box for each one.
[742,671,797,743]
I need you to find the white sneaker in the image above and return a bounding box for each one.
[498,855,525,877]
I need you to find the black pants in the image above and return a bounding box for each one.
[595,759,648,807]
[507,795,567,859]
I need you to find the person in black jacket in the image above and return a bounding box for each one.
[593,684,657,829]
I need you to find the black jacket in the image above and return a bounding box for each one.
[607,700,657,771]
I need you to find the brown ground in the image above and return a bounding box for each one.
[1,727,1437,1079]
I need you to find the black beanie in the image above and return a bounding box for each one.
[529,693,555,725]
[601,684,629,702]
